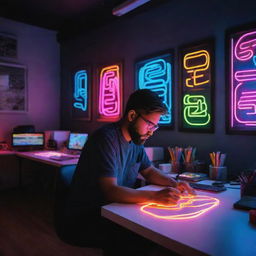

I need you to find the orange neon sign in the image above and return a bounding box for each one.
[140,195,219,220]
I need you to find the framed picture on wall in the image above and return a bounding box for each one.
[0,62,27,113]
[96,62,123,122]
[226,23,256,134]
[178,39,215,133]
[0,33,17,60]
[135,50,174,128]
[71,65,91,120]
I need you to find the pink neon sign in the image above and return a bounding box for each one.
[99,65,121,118]
[231,30,256,128]
[234,31,256,61]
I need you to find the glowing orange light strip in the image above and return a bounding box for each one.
[140,195,219,220]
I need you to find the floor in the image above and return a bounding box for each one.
[0,187,103,256]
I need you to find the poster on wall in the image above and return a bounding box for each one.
[135,51,173,128]
[0,62,27,112]
[226,24,256,134]
[179,39,215,132]
[72,66,91,120]
[97,63,122,122]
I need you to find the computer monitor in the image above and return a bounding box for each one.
[12,132,44,148]
[67,133,88,151]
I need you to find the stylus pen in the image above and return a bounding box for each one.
[175,174,180,181]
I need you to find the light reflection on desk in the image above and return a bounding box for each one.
[34,151,64,157]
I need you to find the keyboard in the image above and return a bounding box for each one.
[189,183,227,192]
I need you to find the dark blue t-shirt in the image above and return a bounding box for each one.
[65,122,151,217]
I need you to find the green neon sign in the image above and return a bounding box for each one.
[183,94,211,126]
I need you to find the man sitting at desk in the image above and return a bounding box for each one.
[62,89,194,255]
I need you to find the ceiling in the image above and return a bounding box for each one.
[0,0,121,30]
[0,0,166,40]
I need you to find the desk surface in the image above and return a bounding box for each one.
[16,151,79,167]
[102,182,256,256]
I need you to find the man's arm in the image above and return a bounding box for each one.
[99,177,181,205]
[140,165,177,186]
[140,165,196,195]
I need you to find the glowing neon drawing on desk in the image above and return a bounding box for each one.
[140,195,219,220]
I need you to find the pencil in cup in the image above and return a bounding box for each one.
[168,146,182,173]
[183,146,196,172]
[239,170,256,197]
[209,152,226,167]
[209,151,227,180]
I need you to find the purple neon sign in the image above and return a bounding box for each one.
[231,30,256,129]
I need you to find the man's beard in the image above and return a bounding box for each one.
[128,121,149,145]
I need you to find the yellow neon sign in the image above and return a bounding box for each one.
[184,50,210,87]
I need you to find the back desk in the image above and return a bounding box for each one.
[15,151,79,187]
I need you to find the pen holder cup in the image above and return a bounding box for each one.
[194,160,207,173]
[209,165,227,181]
[183,162,195,172]
[240,183,256,197]
[170,161,181,174]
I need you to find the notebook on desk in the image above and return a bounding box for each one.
[189,183,227,192]
[178,172,208,182]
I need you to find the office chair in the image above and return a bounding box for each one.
[54,165,76,244]
[54,167,151,255]
[54,166,104,249]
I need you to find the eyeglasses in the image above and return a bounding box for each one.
[138,114,159,132]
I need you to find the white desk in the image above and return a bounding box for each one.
[102,182,256,256]
[16,151,79,167]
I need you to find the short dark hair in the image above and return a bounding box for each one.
[124,89,168,116]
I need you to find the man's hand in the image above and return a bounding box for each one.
[177,181,196,195]
[151,187,181,205]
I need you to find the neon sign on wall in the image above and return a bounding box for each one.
[228,27,256,133]
[72,68,91,120]
[73,70,88,111]
[180,41,214,132]
[98,64,122,121]
[135,52,173,127]
[141,195,219,220]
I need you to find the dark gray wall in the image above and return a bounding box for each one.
[60,0,256,178]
